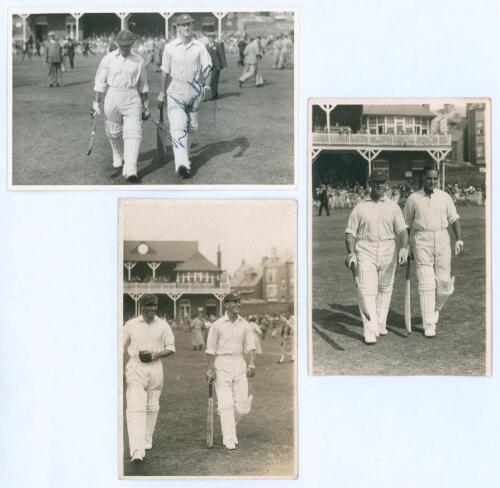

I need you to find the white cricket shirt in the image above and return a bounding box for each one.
[206,313,256,355]
[123,315,175,357]
[404,189,459,232]
[345,196,407,241]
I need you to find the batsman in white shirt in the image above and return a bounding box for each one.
[205,292,256,450]
[157,14,212,179]
[404,164,464,337]
[90,29,150,183]
[345,169,409,344]
[123,294,175,465]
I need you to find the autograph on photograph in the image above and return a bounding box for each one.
[153,65,214,149]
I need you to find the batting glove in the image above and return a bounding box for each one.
[157,92,166,109]
[398,247,409,265]
[139,350,153,363]
[246,365,256,378]
[454,240,464,256]
[206,368,216,384]
[89,101,100,119]
[344,253,357,269]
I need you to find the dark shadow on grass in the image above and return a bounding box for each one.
[137,148,172,179]
[312,324,345,351]
[189,137,249,177]
[312,305,364,342]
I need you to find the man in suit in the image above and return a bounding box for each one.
[45,32,63,87]
[205,32,227,100]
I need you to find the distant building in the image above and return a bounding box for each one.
[465,103,486,166]
[311,104,451,188]
[230,248,294,315]
[123,241,229,321]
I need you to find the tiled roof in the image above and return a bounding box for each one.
[231,263,263,288]
[362,105,436,117]
[174,251,221,272]
[124,241,198,262]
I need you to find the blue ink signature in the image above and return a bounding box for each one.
[162,65,213,149]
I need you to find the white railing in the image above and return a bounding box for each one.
[312,132,451,147]
[124,282,231,293]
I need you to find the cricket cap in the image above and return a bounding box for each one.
[176,14,194,25]
[370,169,389,182]
[115,29,137,47]
[140,294,159,306]
[224,291,241,303]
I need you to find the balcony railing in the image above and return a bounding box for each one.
[312,132,451,147]
[124,281,231,294]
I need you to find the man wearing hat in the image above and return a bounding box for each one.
[122,294,176,464]
[90,29,150,183]
[205,32,227,100]
[45,32,63,87]
[190,307,206,350]
[157,14,213,179]
[344,169,409,344]
[205,292,256,450]
[404,163,463,337]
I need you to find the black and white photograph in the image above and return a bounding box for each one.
[118,199,297,478]
[8,9,296,188]
[309,98,490,376]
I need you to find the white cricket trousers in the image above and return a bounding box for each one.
[412,230,452,327]
[103,87,142,177]
[355,239,398,335]
[214,355,252,446]
[239,63,264,86]
[167,93,201,171]
[125,357,163,458]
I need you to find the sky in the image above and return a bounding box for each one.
[121,200,297,274]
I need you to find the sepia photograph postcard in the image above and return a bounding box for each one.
[308,98,491,376]
[8,8,297,189]
[118,199,297,478]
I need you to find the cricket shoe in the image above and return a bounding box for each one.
[424,325,436,338]
[125,174,141,184]
[112,159,124,168]
[225,440,237,450]
[364,329,377,345]
[177,166,191,179]
[131,450,144,465]
[378,325,388,336]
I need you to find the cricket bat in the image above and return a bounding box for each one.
[156,105,167,164]
[405,258,412,333]
[87,116,98,156]
[206,380,214,448]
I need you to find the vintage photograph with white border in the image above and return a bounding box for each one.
[8,8,297,190]
[118,199,297,478]
[308,98,491,376]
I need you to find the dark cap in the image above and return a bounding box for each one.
[223,291,241,303]
[140,294,158,306]
[176,14,194,25]
[115,29,137,47]
[207,32,217,38]
[370,169,389,182]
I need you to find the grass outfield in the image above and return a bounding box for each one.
[122,328,296,477]
[11,52,294,186]
[311,206,487,376]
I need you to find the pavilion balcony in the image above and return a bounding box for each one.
[124,281,231,295]
[312,132,451,148]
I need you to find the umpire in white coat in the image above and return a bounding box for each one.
[205,292,256,450]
